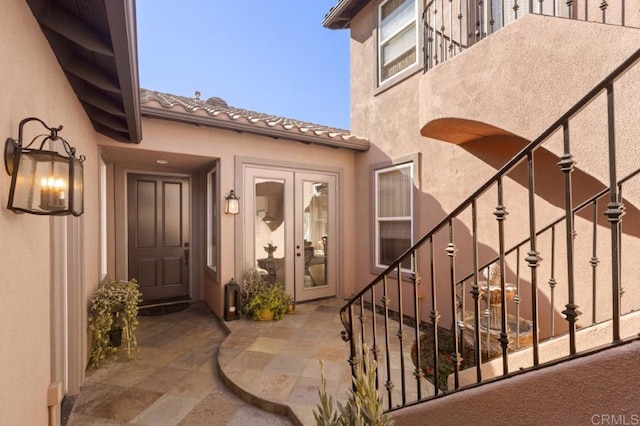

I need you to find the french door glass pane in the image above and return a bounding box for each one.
[254,178,286,285]
[302,180,328,288]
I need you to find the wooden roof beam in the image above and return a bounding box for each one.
[37,3,114,57]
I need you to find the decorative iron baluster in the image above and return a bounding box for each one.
[549,225,557,337]
[396,264,407,406]
[618,184,624,301]
[529,0,533,14]
[370,286,380,389]
[585,0,589,21]
[488,0,494,35]
[525,152,540,366]
[359,297,366,357]
[433,3,439,65]
[458,0,463,52]
[382,276,394,408]
[538,0,543,15]
[441,0,446,61]
[458,280,466,371]
[514,0,520,19]
[447,220,462,389]
[449,0,454,56]
[590,200,599,324]
[515,247,521,349]
[622,0,625,26]
[502,0,506,28]
[553,0,556,16]
[603,83,623,343]
[347,303,360,390]
[559,121,580,356]
[478,0,484,40]
[566,0,573,18]
[411,255,424,400]
[600,0,607,23]
[429,236,441,396]
[471,200,482,381]
[494,177,509,374]
[423,7,430,72]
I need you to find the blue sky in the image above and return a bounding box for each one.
[136,0,351,130]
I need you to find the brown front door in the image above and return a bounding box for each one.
[127,174,190,302]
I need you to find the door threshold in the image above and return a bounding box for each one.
[139,296,192,308]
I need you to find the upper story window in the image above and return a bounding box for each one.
[374,162,414,269]
[378,0,418,85]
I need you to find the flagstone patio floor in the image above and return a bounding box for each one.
[66,298,354,425]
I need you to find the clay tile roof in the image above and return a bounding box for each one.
[140,89,369,151]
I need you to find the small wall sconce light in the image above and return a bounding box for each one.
[4,117,85,216]
[224,278,242,321]
[224,189,239,215]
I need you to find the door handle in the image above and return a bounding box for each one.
[296,253,301,257]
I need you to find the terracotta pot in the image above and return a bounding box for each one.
[256,308,274,321]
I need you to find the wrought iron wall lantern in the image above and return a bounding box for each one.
[224,189,239,215]
[224,278,242,321]
[4,117,85,216]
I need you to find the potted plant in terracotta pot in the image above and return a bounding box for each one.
[241,269,288,321]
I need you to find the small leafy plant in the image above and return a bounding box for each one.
[88,278,142,368]
[241,269,289,320]
[314,345,393,426]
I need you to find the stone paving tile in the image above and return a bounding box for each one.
[101,364,160,388]
[165,350,215,371]
[167,369,219,399]
[135,367,191,393]
[264,353,311,376]
[287,376,338,405]
[89,388,162,422]
[224,349,273,374]
[252,373,299,402]
[130,394,200,425]
[246,336,289,354]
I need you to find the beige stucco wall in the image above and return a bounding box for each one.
[392,339,640,425]
[0,0,103,423]
[348,3,640,335]
[99,116,357,317]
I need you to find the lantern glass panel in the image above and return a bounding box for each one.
[10,150,70,214]
[72,157,84,216]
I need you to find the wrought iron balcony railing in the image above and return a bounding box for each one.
[342,46,640,411]
[424,0,634,71]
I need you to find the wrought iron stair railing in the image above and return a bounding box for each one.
[424,0,635,71]
[341,46,640,411]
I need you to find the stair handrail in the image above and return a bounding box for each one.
[340,45,640,340]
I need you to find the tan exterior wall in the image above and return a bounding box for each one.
[349,4,640,332]
[391,339,640,425]
[99,116,357,317]
[0,0,103,423]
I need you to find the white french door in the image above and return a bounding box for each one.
[244,167,337,302]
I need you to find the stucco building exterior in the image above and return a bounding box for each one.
[2,0,640,424]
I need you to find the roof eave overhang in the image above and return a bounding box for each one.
[26,0,141,144]
[322,0,370,30]
[141,106,370,152]
[105,0,142,143]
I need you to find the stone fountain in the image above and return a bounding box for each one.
[462,264,533,360]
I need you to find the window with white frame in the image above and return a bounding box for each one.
[375,162,414,269]
[207,167,218,274]
[378,0,418,85]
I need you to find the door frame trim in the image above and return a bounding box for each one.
[235,156,344,301]
[122,169,194,301]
